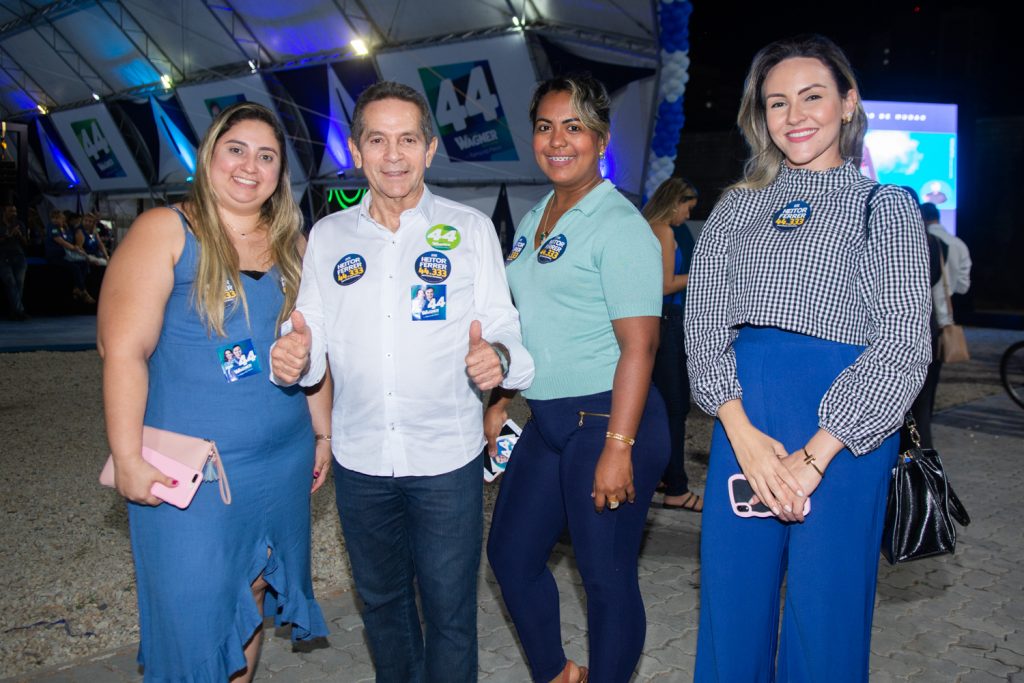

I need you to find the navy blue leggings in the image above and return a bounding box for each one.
[488,388,669,683]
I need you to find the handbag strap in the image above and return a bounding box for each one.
[862,183,884,240]
[209,444,232,505]
[936,239,956,323]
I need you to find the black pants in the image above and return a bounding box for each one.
[651,304,691,495]
[901,331,942,450]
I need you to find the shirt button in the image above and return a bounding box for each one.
[386,353,392,358]
[386,313,392,319]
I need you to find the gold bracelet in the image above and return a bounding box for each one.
[315,433,332,442]
[802,447,824,478]
[605,431,636,447]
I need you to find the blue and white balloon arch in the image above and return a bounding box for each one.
[645,0,692,200]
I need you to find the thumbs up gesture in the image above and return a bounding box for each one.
[465,320,505,391]
[270,310,313,385]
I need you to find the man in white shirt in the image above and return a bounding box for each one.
[270,81,533,683]
[921,202,971,326]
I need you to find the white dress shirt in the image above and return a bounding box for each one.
[293,187,534,477]
[927,221,972,327]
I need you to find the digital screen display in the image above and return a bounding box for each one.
[860,100,958,233]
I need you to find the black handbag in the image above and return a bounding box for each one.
[881,414,970,564]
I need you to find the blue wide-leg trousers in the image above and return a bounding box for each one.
[695,327,897,683]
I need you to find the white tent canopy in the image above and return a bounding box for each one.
[1,0,664,225]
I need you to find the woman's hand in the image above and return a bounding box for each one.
[114,456,175,506]
[311,439,332,493]
[592,441,635,512]
[727,421,807,522]
[777,450,824,512]
[483,403,508,457]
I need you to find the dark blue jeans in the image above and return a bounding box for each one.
[487,388,669,683]
[652,305,691,495]
[333,456,482,683]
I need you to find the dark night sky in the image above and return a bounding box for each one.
[681,1,1022,132]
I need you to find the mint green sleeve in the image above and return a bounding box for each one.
[595,209,663,320]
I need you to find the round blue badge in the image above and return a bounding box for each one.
[772,200,812,231]
[537,234,568,264]
[505,235,527,265]
[334,253,367,286]
[415,251,451,283]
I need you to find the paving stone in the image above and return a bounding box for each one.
[10,391,1024,683]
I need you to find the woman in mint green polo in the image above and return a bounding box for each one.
[486,74,669,683]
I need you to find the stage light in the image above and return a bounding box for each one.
[36,103,48,114]
[92,92,101,101]
[248,59,258,73]
[512,16,523,28]
[161,74,173,90]
[351,38,369,56]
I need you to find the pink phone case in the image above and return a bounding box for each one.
[143,446,203,509]
[728,473,810,518]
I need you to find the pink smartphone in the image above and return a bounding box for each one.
[143,446,203,509]
[728,473,810,518]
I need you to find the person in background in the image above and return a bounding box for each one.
[98,102,330,682]
[642,177,702,512]
[0,204,29,320]
[922,201,971,330]
[486,74,668,683]
[907,201,971,448]
[77,212,110,266]
[44,207,93,304]
[685,35,931,682]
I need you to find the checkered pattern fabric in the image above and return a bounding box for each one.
[685,162,932,455]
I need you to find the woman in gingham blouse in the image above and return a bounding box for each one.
[685,35,931,682]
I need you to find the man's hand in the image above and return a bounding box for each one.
[271,310,312,385]
[465,320,503,391]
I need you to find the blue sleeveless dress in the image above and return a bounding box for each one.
[127,214,327,681]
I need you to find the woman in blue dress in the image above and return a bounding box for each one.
[98,102,331,682]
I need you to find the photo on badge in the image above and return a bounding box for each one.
[216,338,261,382]
[411,284,446,321]
[484,418,522,483]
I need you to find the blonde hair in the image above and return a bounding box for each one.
[733,34,867,191]
[642,177,699,224]
[187,102,303,337]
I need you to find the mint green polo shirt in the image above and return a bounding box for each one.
[505,181,662,400]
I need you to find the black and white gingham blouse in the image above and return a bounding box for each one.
[684,161,931,455]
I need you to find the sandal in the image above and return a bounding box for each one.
[662,490,703,513]
[558,660,589,683]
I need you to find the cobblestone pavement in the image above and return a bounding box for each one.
[9,391,1023,683]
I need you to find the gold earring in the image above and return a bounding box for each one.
[842,113,853,124]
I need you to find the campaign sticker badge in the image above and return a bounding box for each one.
[415,251,451,283]
[773,200,812,231]
[425,224,461,250]
[411,284,447,321]
[537,234,567,264]
[223,278,237,301]
[217,338,261,383]
[505,235,527,265]
[334,253,367,286]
